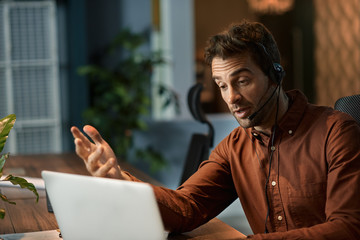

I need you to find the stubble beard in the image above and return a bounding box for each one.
[233,112,260,129]
[231,93,277,130]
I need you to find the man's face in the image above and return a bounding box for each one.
[212,54,277,129]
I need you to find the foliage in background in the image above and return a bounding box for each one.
[78,29,179,172]
[0,114,39,219]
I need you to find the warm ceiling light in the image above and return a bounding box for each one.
[247,0,295,15]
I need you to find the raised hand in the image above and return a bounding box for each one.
[70,125,130,180]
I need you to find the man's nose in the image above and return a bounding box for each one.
[227,87,242,104]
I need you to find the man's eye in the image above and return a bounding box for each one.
[238,78,249,86]
[218,84,226,89]
[215,81,226,89]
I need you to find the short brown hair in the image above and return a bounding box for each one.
[204,20,281,77]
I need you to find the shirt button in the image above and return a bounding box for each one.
[288,130,293,134]
[271,181,276,186]
[277,215,283,221]
[270,146,276,151]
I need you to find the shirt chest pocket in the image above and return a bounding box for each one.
[287,182,327,228]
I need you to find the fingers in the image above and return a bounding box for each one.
[88,148,119,178]
[83,125,104,145]
[87,146,104,173]
[71,125,120,179]
[74,138,90,160]
[94,158,117,177]
[71,126,92,150]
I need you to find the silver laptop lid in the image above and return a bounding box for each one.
[42,171,166,240]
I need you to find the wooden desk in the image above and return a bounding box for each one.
[0,153,246,239]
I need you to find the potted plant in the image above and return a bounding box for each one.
[78,29,179,173]
[0,114,39,219]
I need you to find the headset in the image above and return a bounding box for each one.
[255,42,285,85]
[247,42,285,121]
[271,62,285,85]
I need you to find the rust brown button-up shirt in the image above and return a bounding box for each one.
[130,90,360,239]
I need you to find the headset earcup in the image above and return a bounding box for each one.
[272,63,285,84]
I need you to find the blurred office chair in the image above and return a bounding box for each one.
[334,94,360,125]
[179,83,215,185]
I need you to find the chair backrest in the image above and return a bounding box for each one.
[179,83,214,185]
[334,94,360,125]
[187,83,214,145]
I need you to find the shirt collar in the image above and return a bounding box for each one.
[249,89,308,140]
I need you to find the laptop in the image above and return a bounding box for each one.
[42,171,167,240]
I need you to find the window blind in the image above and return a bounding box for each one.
[0,0,61,154]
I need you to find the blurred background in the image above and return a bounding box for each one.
[0,0,359,235]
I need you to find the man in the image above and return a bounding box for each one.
[71,21,360,239]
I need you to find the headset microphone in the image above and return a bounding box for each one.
[247,84,279,121]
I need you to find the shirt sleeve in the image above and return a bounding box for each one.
[248,117,360,240]
[151,144,239,233]
[122,147,238,233]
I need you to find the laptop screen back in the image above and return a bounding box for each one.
[42,171,166,240]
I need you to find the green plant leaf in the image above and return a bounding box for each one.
[0,153,10,178]
[0,114,16,153]
[76,28,178,172]
[0,208,5,219]
[3,175,39,202]
[0,192,16,205]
